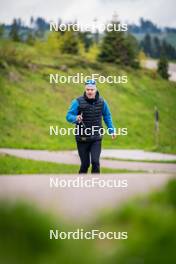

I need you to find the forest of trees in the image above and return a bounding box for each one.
[140,34,176,60]
[0,17,175,79]
[0,17,175,63]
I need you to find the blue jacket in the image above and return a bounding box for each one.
[66,98,115,134]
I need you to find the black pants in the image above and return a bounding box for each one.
[76,140,102,174]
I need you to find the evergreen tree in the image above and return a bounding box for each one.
[157,56,169,79]
[161,40,176,60]
[124,34,139,67]
[98,21,139,67]
[35,17,48,38]
[26,31,35,45]
[78,31,93,52]
[140,34,152,56]
[153,36,161,58]
[9,19,20,41]
[141,34,176,60]
[0,24,4,38]
[60,30,79,54]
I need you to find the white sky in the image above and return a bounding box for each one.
[0,0,176,27]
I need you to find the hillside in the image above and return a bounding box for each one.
[0,40,176,153]
[133,32,176,48]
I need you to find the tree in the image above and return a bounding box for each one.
[140,34,153,56]
[78,31,93,52]
[0,24,4,38]
[153,36,161,58]
[60,30,79,55]
[140,18,161,33]
[161,40,176,60]
[141,35,176,60]
[26,31,35,45]
[9,19,20,41]
[157,56,169,79]
[98,20,139,67]
[123,34,139,68]
[35,17,48,31]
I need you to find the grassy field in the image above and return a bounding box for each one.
[0,154,140,174]
[0,179,175,264]
[0,40,176,153]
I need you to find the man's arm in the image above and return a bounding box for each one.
[102,100,116,134]
[66,99,79,124]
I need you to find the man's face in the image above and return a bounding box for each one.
[85,87,96,99]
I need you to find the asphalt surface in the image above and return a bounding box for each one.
[1,148,176,172]
[0,173,175,223]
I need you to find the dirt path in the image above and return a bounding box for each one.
[1,148,176,172]
[0,173,175,223]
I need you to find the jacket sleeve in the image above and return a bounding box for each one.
[102,100,116,134]
[66,99,79,124]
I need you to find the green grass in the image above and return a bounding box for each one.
[0,178,175,264]
[103,157,176,163]
[0,154,141,174]
[0,40,176,153]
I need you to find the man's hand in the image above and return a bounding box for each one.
[112,134,117,140]
[76,115,83,123]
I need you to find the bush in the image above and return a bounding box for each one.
[157,56,170,79]
[0,41,34,68]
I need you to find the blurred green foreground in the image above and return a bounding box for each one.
[0,179,176,264]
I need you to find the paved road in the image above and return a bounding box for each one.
[99,149,176,161]
[1,148,176,173]
[0,173,175,223]
[142,59,176,82]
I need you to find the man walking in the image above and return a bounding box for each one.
[66,79,116,173]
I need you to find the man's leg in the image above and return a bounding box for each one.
[90,140,102,173]
[76,141,90,173]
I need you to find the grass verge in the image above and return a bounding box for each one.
[0,154,142,174]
